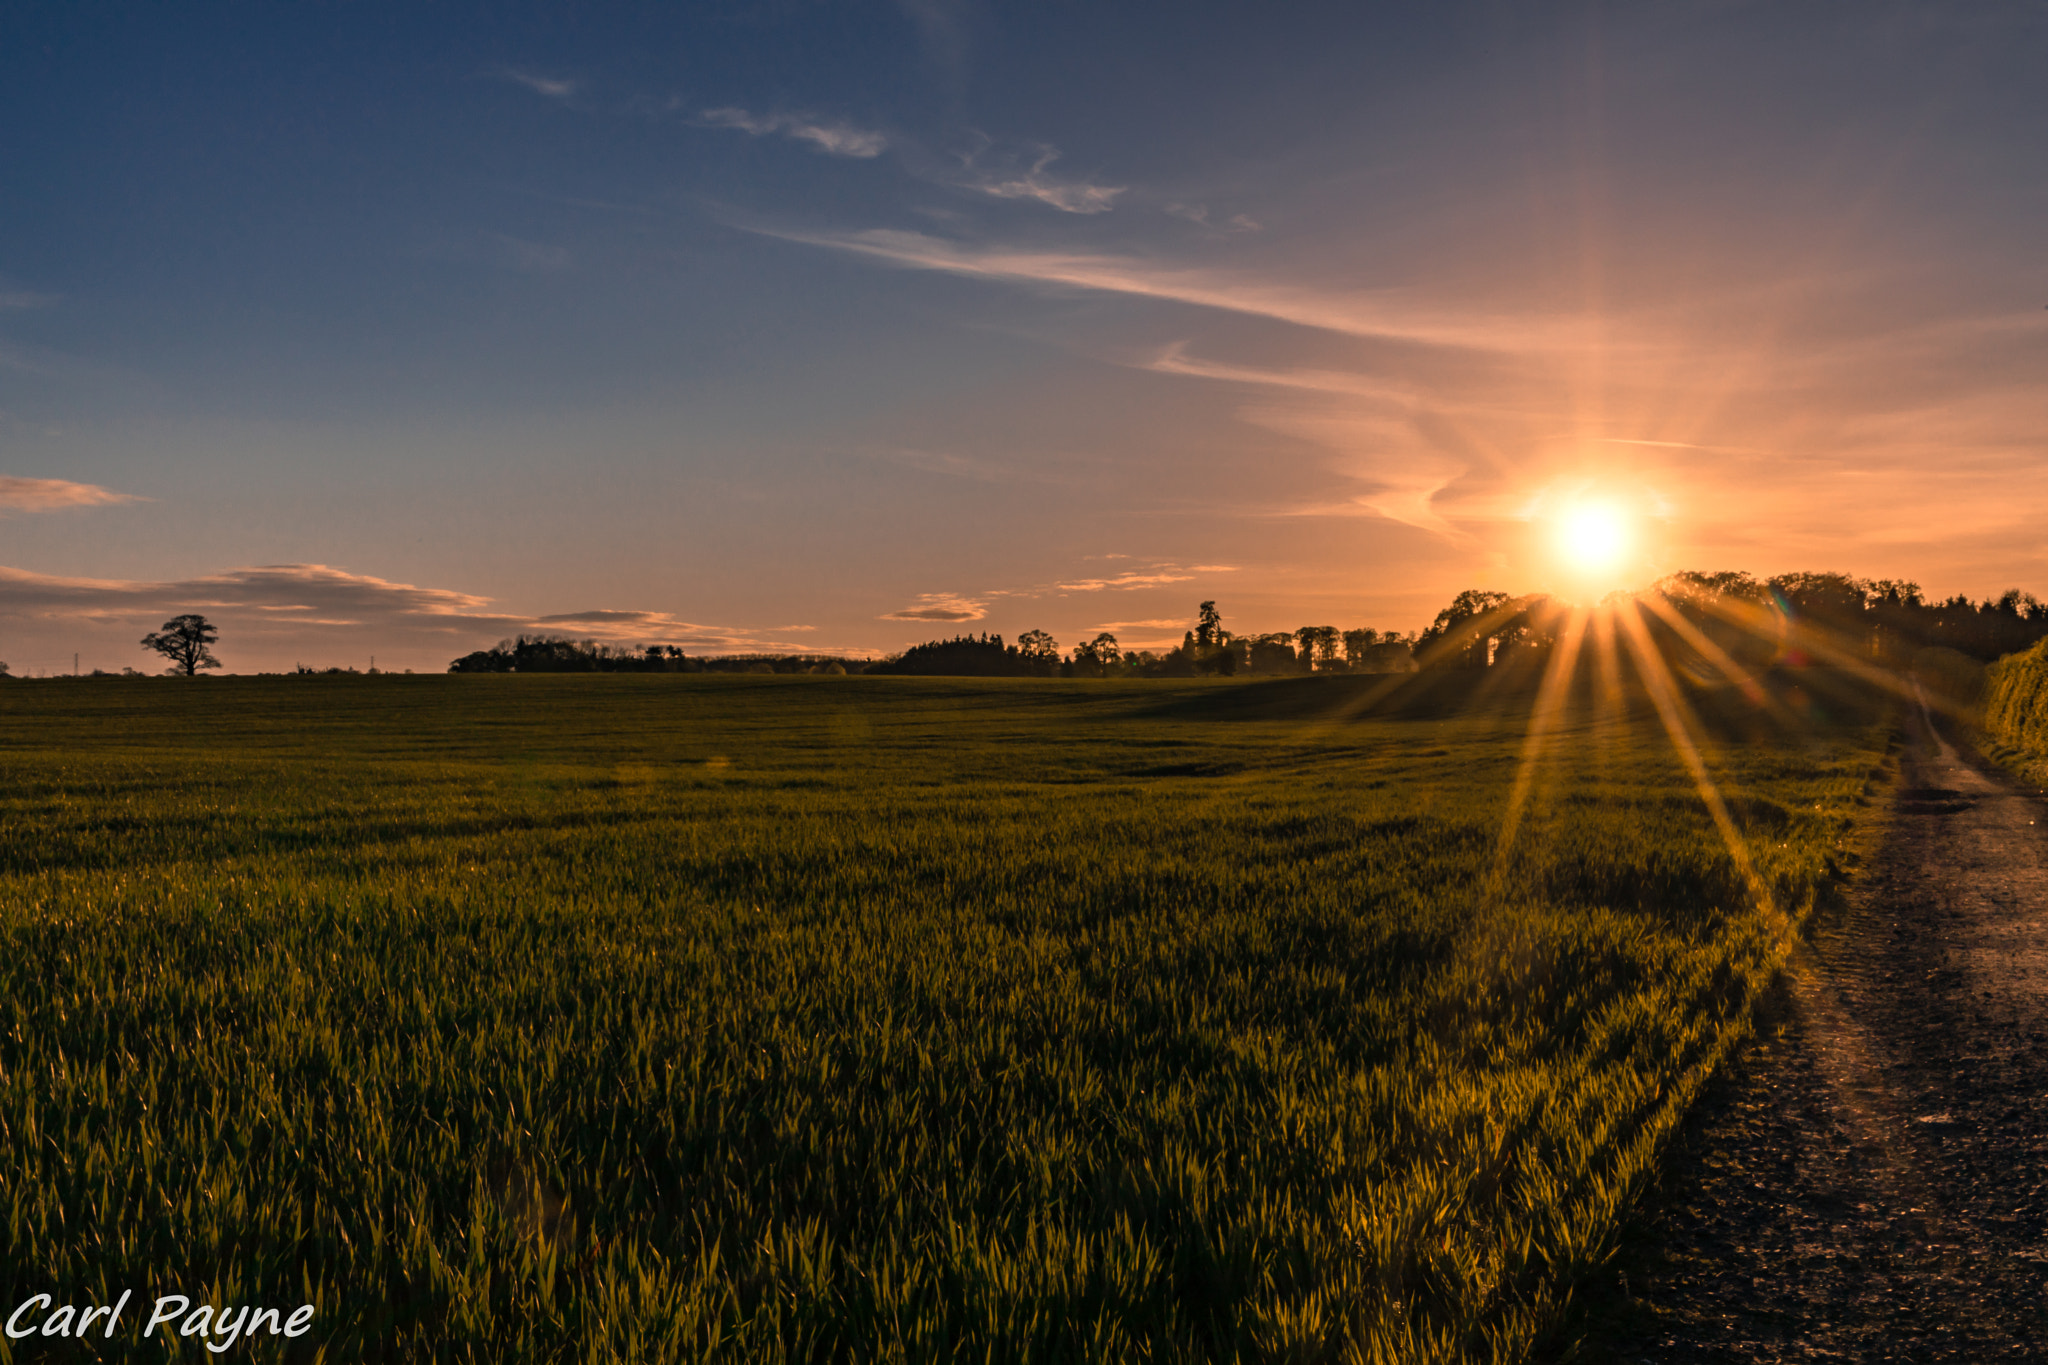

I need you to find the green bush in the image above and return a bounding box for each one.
[1984,639,2048,783]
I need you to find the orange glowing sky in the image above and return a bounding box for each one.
[2,3,2044,671]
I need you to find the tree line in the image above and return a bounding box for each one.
[438,575,2048,680]
[1388,572,2048,677]
[447,638,869,675]
[861,576,2048,682]
[861,604,1421,679]
[19,578,2043,684]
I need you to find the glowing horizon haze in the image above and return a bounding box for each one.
[3,3,2045,673]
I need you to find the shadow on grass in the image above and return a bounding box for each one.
[1148,659,1895,744]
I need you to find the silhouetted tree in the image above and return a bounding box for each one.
[1362,636,1417,672]
[1766,572,1871,641]
[1196,601,1222,649]
[448,638,860,674]
[1017,629,1061,677]
[141,614,221,676]
[1489,595,1564,663]
[1248,633,1297,675]
[1198,638,1244,676]
[1417,590,1512,669]
[1653,569,2048,665]
[871,634,1031,677]
[1342,628,1379,667]
[1661,570,1768,606]
[1070,632,1123,678]
[1295,626,1340,671]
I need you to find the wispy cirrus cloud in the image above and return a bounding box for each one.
[1141,342,1417,401]
[751,227,1558,352]
[1163,203,1259,233]
[1055,570,1196,592]
[0,291,59,311]
[533,608,822,650]
[957,145,1122,214]
[701,107,888,158]
[869,446,1011,482]
[879,593,986,622]
[0,476,142,513]
[501,69,579,101]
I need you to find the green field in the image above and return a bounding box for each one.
[0,670,1893,1362]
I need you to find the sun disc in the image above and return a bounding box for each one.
[1557,502,1631,574]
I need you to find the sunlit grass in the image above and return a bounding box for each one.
[0,669,1893,1361]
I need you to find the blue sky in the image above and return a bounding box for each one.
[3,2,2045,672]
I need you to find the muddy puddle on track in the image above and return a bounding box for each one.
[1561,701,2048,1363]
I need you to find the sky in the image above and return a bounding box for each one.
[3,1,2045,674]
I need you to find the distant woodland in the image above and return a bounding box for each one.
[439,575,2048,678]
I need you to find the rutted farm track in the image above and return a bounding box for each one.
[1569,702,2048,1361]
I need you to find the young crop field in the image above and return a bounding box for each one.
[0,669,1895,1362]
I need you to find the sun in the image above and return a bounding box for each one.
[1535,493,1651,598]
[1557,501,1633,574]
[1518,481,1664,598]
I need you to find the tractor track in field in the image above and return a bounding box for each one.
[1563,696,2048,1363]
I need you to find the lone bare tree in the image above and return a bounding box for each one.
[141,614,221,676]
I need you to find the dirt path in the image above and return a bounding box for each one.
[1565,699,2048,1362]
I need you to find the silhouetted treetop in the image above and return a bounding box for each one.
[141,615,221,677]
[869,633,1058,678]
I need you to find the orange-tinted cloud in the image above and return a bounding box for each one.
[878,594,987,622]
[0,477,140,512]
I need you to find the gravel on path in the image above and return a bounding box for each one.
[1562,695,2048,1363]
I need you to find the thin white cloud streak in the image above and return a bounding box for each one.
[869,447,1011,482]
[1141,344,1417,402]
[1274,489,1463,537]
[1163,204,1259,233]
[701,107,888,158]
[752,227,1569,351]
[502,69,578,100]
[0,291,59,310]
[0,477,141,512]
[964,148,1122,214]
[1054,571,1194,592]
